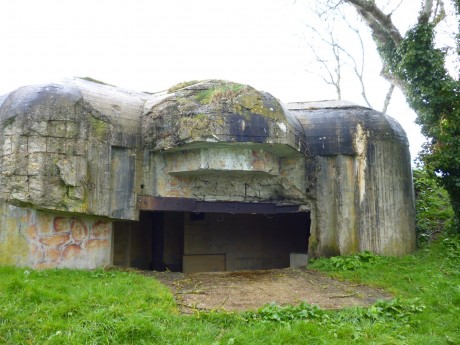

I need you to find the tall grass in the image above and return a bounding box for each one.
[1,237,459,344]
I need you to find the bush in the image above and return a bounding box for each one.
[413,166,454,243]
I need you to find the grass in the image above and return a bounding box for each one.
[167,80,199,93]
[308,237,460,344]
[1,237,459,344]
[195,82,245,105]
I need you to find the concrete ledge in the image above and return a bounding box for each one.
[290,252,308,268]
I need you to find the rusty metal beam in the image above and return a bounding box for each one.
[137,196,301,214]
[138,196,196,212]
[195,201,276,214]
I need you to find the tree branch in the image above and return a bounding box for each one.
[336,16,373,107]
[431,0,446,26]
[382,83,395,114]
[419,0,434,24]
[345,0,403,46]
[305,19,343,100]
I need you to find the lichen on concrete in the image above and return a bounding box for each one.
[142,80,290,150]
[90,116,111,141]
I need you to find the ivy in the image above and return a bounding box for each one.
[376,16,460,232]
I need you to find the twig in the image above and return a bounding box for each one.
[176,282,205,294]
[177,302,208,311]
[216,296,229,310]
[329,292,358,299]
[176,289,206,295]
[308,279,319,286]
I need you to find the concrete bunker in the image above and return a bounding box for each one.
[0,78,416,270]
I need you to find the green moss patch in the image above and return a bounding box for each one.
[195,82,245,105]
[90,117,110,140]
[167,80,199,94]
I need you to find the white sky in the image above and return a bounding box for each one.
[0,0,426,161]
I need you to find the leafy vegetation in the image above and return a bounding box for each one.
[1,236,459,344]
[413,166,454,243]
[243,297,425,338]
[309,251,389,271]
[308,236,460,344]
[244,302,323,323]
[389,22,460,232]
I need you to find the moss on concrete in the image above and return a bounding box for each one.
[0,207,30,266]
[167,81,199,93]
[177,114,214,140]
[233,90,285,121]
[143,80,289,149]
[90,117,110,140]
[195,82,245,105]
[0,234,28,265]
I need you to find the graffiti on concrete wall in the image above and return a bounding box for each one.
[0,205,112,269]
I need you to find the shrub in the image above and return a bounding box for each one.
[413,166,454,243]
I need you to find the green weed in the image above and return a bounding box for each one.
[413,166,454,243]
[195,83,244,105]
[243,301,324,323]
[311,251,389,271]
[0,237,459,344]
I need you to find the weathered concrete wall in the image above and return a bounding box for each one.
[288,102,416,257]
[0,202,112,269]
[146,144,307,203]
[359,139,416,255]
[0,78,144,220]
[313,155,359,256]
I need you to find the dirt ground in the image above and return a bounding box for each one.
[145,268,391,313]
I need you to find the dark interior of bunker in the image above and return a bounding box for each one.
[113,210,310,273]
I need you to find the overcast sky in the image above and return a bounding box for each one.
[0,0,425,161]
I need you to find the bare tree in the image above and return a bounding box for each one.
[305,16,343,100]
[304,2,395,112]
[333,0,456,87]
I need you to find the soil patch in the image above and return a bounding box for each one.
[145,268,391,313]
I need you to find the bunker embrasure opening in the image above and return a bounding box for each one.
[113,209,310,273]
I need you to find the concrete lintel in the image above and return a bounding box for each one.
[137,196,301,214]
